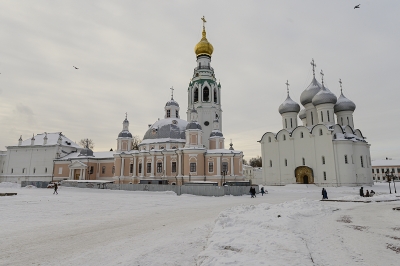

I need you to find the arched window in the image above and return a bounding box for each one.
[323,171,327,180]
[300,132,304,138]
[327,111,330,122]
[283,135,286,141]
[203,87,209,102]
[290,118,293,128]
[311,112,314,124]
[319,129,323,136]
[285,119,287,128]
[194,88,198,102]
[321,111,324,122]
[176,110,178,117]
[214,89,218,103]
[167,110,170,118]
[268,136,271,142]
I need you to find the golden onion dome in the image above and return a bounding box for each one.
[194,26,214,57]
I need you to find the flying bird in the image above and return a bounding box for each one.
[73,66,79,69]
[354,4,360,9]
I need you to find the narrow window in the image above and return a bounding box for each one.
[22,168,25,174]
[45,167,47,173]
[327,111,330,122]
[58,167,62,174]
[323,171,327,180]
[167,110,170,118]
[157,162,162,173]
[33,168,36,174]
[268,137,271,142]
[300,132,304,138]
[11,168,13,174]
[311,112,314,124]
[222,162,228,172]
[209,162,214,172]
[378,177,380,180]
[344,155,348,164]
[176,110,178,117]
[302,158,305,166]
[102,166,106,174]
[214,89,218,103]
[319,129,323,136]
[322,156,325,165]
[321,111,324,122]
[285,159,287,166]
[360,156,364,168]
[285,119,287,128]
[397,168,400,173]
[147,163,152,173]
[112,166,115,174]
[352,155,354,164]
[341,117,343,125]
[172,162,176,173]
[269,160,272,167]
[372,169,374,173]
[290,118,293,128]
[89,166,94,174]
[347,117,350,125]
[190,163,197,172]
[377,169,379,174]
[283,135,286,141]
[138,163,142,174]
[194,88,198,102]
[203,87,209,102]
[130,163,134,173]
[373,176,375,180]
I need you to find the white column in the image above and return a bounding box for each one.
[163,154,166,177]
[197,133,201,146]
[133,156,137,177]
[120,157,125,178]
[140,156,144,177]
[230,156,234,175]
[80,169,83,180]
[151,155,155,177]
[217,156,221,176]
[178,152,182,177]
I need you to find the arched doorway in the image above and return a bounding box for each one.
[295,166,314,184]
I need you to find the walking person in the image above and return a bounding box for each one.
[53,183,58,195]
[260,187,265,196]
[250,187,255,198]
[359,187,364,197]
[322,188,328,199]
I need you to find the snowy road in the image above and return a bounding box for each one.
[1,184,400,266]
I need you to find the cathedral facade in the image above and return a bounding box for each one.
[52,21,244,185]
[259,63,373,187]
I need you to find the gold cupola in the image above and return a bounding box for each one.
[194,18,214,57]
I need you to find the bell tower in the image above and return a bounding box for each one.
[187,16,222,149]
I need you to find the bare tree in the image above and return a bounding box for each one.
[131,135,142,150]
[79,138,94,149]
[242,158,248,165]
[249,156,262,167]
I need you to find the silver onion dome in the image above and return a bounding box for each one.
[165,99,179,107]
[300,77,322,106]
[278,95,300,114]
[312,84,337,106]
[334,92,356,113]
[186,121,202,130]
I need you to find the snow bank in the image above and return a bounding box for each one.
[198,199,336,265]
[0,182,20,188]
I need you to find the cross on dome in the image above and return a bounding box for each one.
[311,58,316,78]
[125,112,128,119]
[339,78,343,93]
[201,16,207,28]
[285,80,290,96]
[320,69,324,85]
[170,86,174,99]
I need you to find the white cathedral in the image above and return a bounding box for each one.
[259,61,373,187]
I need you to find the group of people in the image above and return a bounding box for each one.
[249,187,267,198]
[360,187,375,197]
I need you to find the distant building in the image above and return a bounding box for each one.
[0,132,80,183]
[371,158,400,182]
[259,63,372,187]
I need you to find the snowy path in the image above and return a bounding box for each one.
[1,184,400,266]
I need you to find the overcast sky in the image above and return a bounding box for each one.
[0,1,399,161]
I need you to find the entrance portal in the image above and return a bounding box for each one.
[295,166,314,184]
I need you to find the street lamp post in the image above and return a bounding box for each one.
[386,170,392,194]
[392,170,397,193]
[221,170,227,186]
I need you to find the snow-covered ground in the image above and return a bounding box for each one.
[1,183,399,266]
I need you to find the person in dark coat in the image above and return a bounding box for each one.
[260,187,265,196]
[365,190,370,197]
[370,190,375,197]
[322,188,328,199]
[250,187,255,198]
[53,183,58,195]
[359,187,364,197]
